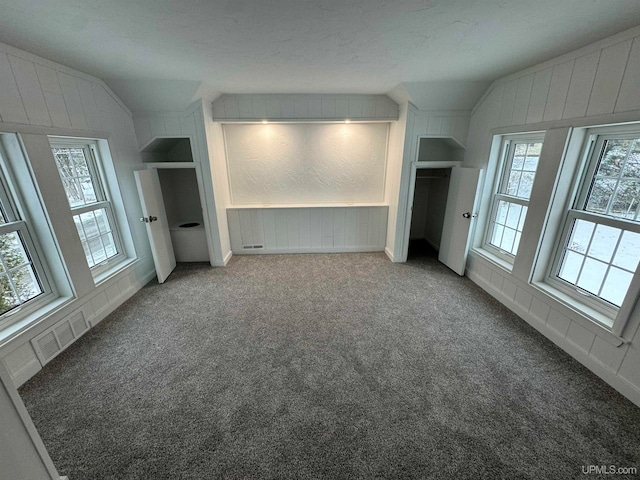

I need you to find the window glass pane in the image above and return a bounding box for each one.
[0,274,19,315]
[595,139,630,177]
[11,265,42,302]
[52,147,98,208]
[585,178,616,214]
[76,210,118,268]
[0,232,30,270]
[500,227,516,252]
[103,233,117,257]
[567,219,594,254]
[506,171,522,196]
[621,140,640,178]
[517,172,535,198]
[587,224,620,263]
[612,231,640,272]
[489,201,528,255]
[558,250,583,285]
[576,257,608,295]
[95,208,111,234]
[610,180,640,220]
[505,203,522,229]
[600,267,633,307]
[585,138,640,221]
[79,211,99,239]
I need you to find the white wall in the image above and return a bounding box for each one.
[227,206,388,254]
[389,107,470,261]
[464,25,640,406]
[224,123,389,205]
[0,41,155,387]
[133,101,231,266]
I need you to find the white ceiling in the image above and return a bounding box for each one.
[1,0,639,113]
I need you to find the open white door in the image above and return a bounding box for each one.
[438,167,481,275]
[134,169,176,283]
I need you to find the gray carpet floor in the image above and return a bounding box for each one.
[19,250,640,479]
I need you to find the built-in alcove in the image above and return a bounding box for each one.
[417,137,465,163]
[140,137,193,163]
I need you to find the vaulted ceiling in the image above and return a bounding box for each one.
[0,0,639,113]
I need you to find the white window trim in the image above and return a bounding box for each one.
[483,133,546,265]
[0,141,56,331]
[543,124,640,334]
[49,137,127,278]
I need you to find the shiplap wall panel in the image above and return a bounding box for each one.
[512,75,534,126]
[587,40,631,116]
[616,37,640,113]
[562,51,600,119]
[228,207,387,253]
[299,209,311,248]
[76,77,103,131]
[543,60,574,122]
[212,94,399,121]
[426,116,443,135]
[499,79,518,126]
[525,69,552,124]
[465,27,640,406]
[0,42,156,386]
[57,72,88,130]
[36,65,71,128]
[586,40,632,117]
[8,55,51,127]
[0,52,29,124]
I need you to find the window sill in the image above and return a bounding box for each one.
[93,257,139,287]
[0,295,74,348]
[530,281,626,347]
[471,247,514,274]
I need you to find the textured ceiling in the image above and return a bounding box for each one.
[0,0,639,112]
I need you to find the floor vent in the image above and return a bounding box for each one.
[242,244,264,249]
[32,311,90,365]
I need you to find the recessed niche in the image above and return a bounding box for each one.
[141,137,193,163]
[417,137,465,163]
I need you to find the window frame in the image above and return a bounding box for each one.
[49,137,126,278]
[483,133,545,264]
[545,125,640,327]
[0,142,55,329]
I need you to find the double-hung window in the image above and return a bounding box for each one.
[550,128,640,322]
[0,141,52,323]
[50,138,124,276]
[485,134,544,263]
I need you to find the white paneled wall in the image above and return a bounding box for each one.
[227,207,388,254]
[132,103,231,266]
[389,108,470,261]
[0,41,155,386]
[212,94,399,121]
[465,26,640,406]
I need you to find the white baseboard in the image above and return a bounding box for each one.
[384,247,395,262]
[232,246,385,255]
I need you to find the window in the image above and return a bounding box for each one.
[50,139,124,276]
[484,134,544,262]
[0,142,52,322]
[549,128,640,321]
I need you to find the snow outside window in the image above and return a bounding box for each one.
[485,134,545,263]
[50,139,124,277]
[550,129,640,324]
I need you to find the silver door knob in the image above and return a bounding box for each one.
[462,212,471,218]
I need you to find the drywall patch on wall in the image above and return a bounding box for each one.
[224,123,389,204]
